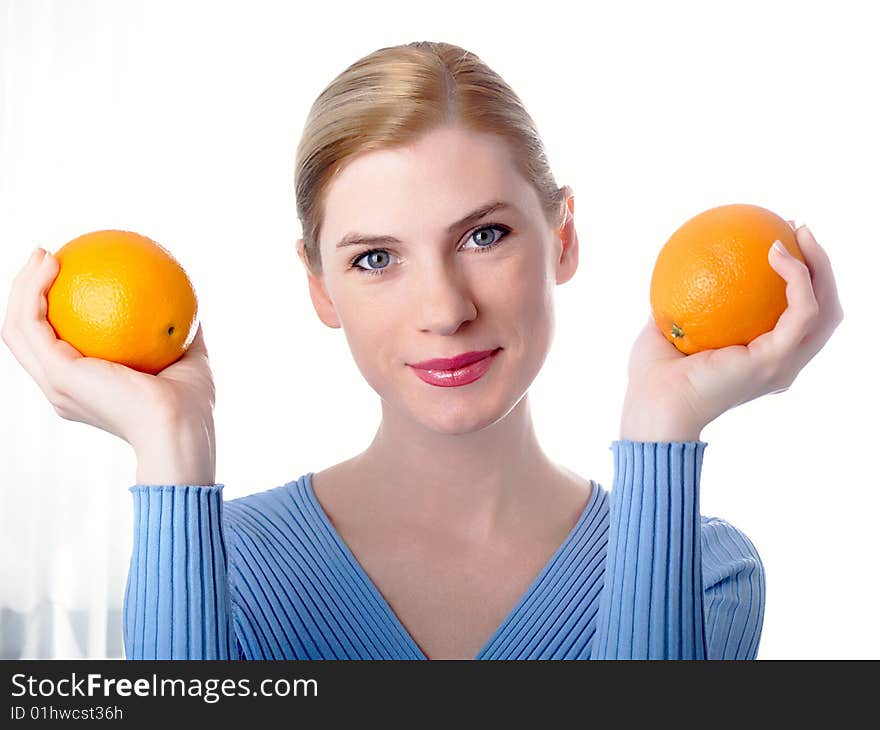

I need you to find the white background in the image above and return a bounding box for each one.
[1,0,877,659]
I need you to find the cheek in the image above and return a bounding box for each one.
[327,275,395,333]
[492,248,555,331]
[333,292,404,381]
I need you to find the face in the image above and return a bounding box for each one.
[298,125,578,435]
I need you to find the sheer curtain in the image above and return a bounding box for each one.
[0,0,139,659]
[0,395,133,659]
[0,0,340,659]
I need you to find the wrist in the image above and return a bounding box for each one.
[133,414,216,486]
[619,428,704,443]
[619,406,704,443]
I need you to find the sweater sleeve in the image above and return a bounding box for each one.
[124,484,244,660]
[590,440,765,660]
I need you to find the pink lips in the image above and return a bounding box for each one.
[408,348,502,388]
[409,348,499,371]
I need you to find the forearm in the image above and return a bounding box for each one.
[592,440,708,659]
[125,483,239,658]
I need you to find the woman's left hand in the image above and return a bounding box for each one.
[619,222,845,442]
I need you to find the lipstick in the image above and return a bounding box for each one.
[408,348,502,387]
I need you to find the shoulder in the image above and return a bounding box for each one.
[700,515,765,586]
[221,474,312,540]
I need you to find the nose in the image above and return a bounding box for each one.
[414,260,478,335]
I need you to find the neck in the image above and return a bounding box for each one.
[351,394,562,541]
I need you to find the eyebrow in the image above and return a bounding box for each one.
[334,200,514,250]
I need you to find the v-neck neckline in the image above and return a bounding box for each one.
[300,471,599,660]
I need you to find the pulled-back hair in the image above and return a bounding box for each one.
[294,41,567,276]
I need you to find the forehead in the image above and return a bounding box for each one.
[320,127,535,244]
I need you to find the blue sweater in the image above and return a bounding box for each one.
[123,440,765,660]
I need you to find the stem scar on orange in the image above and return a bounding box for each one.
[649,203,806,355]
[46,230,199,374]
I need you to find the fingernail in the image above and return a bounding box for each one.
[772,240,791,257]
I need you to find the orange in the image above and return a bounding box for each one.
[46,230,199,374]
[650,203,806,355]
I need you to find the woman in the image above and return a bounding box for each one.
[2,41,843,660]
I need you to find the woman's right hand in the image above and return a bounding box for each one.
[1,247,217,465]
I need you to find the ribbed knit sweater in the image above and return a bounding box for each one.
[123,440,765,660]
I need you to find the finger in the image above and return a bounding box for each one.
[786,225,846,366]
[189,321,207,355]
[793,225,844,323]
[641,313,678,353]
[178,320,208,362]
[3,248,52,389]
[633,313,685,366]
[25,249,62,324]
[3,323,50,396]
[644,313,668,343]
[19,250,81,388]
[159,321,209,377]
[4,248,46,325]
[760,239,820,356]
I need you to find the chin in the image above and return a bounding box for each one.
[419,412,499,436]
[373,354,532,434]
[410,389,523,436]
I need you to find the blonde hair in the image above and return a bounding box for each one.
[294,41,568,277]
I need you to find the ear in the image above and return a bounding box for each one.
[296,238,342,329]
[555,186,578,285]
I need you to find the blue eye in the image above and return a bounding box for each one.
[352,249,393,274]
[349,223,512,277]
[461,224,508,251]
